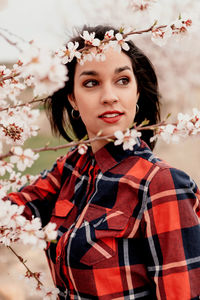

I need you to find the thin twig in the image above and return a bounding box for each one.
[7,245,43,286]
[0,73,20,82]
[0,32,23,52]
[0,27,28,43]
[0,97,47,112]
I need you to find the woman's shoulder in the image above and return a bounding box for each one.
[122,139,198,192]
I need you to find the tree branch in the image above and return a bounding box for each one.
[0,31,22,52]
[0,97,47,112]
[0,122,167,160]
[7,245,43,286]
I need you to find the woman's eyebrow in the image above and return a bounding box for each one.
[79,70,98,77]
[114,66,132,73]
[79,65,132,77]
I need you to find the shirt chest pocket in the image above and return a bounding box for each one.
[70,204,130,266]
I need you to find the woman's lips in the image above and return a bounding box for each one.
[98,111,124,124]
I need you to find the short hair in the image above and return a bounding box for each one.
[45,25,160,150]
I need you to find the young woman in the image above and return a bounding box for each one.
[5,25,200,299]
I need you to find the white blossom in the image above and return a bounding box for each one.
[10,146,39,171]
[110,33,130,52]
[40,287,60,300]
[9,171,28,191]
[19,217,46,249]
[80,31,101,46]
[0,106,40,147]
[0,161,14,176]
[114,129,141,150]
[78,144,88,155]
[0,199,25,245]
[0,182,9,199]
[56,41,81,64]
[78,51,94,65]
[20,44,68,97]
[151,26,172,46]
[0,117,25,145]
[0,78,25,103]
[0,65,11,77]
[104,30,114,40]
[43,222,57,241]
[171,17,192,36]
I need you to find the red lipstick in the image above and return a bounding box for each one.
[98,111,124,124]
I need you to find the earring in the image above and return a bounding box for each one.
[71,108,80,119]
[136,104,139,114]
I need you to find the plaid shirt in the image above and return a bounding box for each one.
[7,139,200,300]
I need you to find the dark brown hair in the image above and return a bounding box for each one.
[45,25,160,150]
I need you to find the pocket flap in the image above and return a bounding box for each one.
[84,204,130,231]
[53,199,74,217]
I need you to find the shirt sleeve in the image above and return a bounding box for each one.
[141,166,200,300]
[4,155,67,227]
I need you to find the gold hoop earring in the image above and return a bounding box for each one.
[136,104,139,114]
[71,109,80,119]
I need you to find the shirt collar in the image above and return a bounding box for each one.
[93,138,142,173]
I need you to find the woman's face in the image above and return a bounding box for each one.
[68,48,139,152]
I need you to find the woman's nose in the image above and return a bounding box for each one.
[100,85,119,104]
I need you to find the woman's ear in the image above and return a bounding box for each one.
[68,93,77,110]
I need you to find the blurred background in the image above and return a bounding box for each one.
[0,0,199,299]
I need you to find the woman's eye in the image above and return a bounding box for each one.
[83,80,98,88]
[117,77,129,85]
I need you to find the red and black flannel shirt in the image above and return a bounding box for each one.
[6,139,200,299]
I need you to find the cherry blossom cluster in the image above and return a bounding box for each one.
[23,270,59,300]
[0,198,57,247]
[0,172,38,199]
[0,197,59,299]
[150,108,200,143]
[56,15,192,65]
[0,197,59,298]
[151,16,192,46]
[0,44,68,99]
[56,29,130,65]
[0,106,39,148]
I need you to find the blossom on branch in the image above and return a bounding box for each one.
[150,108,200,143]
[151,26,172,46]
[0,65,11,77]
[104,30,114,40]
[0,107,39,148]
[56,41,81,64]
[10,146,39,171]
[0,161,14,176]
[0,119,24,144]
[78,143,88,155]
[43,222,57,241]
[114,128,141,150]
[0,197,57,249]
[110,33,130,52]
[20,44,68,97]
[80,31,101,46]
[171,16,192,36]
[8,171,38,192]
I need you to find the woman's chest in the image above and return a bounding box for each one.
[47,169,143,269]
